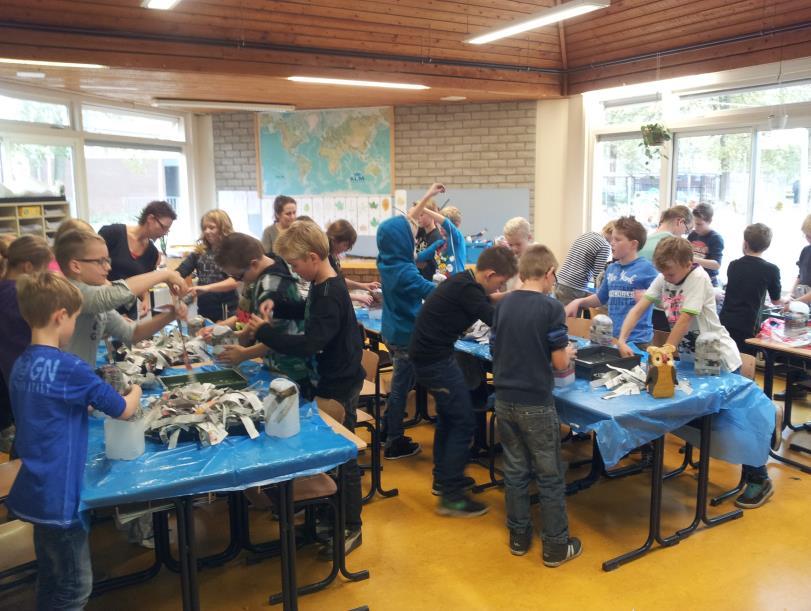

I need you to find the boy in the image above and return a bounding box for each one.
[502,217,533,291]
[375,182,445,459]
[55,229,189,366]
[417,204,467,278]
[719,223,782,355]
[554,228,611,307]
[564,217,658,348]
[491,244,581,566]
[414,199,442,281]
[618,238,772,509]
[214,233,315,397]
[244,221,366,556]
[7,272,141,609]
[687,203,724,287]
[409,246,518,517]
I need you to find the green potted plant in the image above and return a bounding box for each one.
[640,123,671,163]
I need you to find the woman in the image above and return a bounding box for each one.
[179,210,240,321]
[99,200,176,319]
[261,195,297,253]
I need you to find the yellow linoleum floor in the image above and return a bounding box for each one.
[4,389,811,611]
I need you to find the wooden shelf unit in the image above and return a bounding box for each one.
[0,197,71,245]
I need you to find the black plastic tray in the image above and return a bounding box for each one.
[574,345,641,380]
[158,368,249,391]
[146,418,261,444]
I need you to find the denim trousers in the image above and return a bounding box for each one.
[382,344,414,447]
[495,400,569,545]
[33,523,93,611]
[414,356,475,500]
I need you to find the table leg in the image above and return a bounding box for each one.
[276,480,298,611]
[174,497,200,611]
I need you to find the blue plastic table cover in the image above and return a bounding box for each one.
[453,339,772,468]
[355,307,381,335]
[81,362,357,511]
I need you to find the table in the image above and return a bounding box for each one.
[452,338,780,569]
[746,337,811,472]
[83,360,365,611]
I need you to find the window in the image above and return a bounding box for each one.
[679,81,811,117]
[592,137,661,231]
[82,105,185,142]
[601,96,663,126]
[0,138,75,201]
[84,143,191,242]
[0,93,70,127]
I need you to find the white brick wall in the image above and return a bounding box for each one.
[211,102,537,219]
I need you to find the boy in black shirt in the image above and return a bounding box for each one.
[687,202,724,287]
[719,223,782,355]
[242,221,366,556]
[409,246,517,517]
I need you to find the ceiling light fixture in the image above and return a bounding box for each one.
[467,0,610,45]
[0,58,106,69]
[142,0,182,9]
[288,76,429,90]
[441,96,467,101]
[151,99,295,112]
[16,71,46,79]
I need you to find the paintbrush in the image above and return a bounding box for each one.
[174,297,197,384]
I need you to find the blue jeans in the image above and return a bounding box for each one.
[495,400,569,545]
[383,344,414,448]
[414,357,475,500]
[33,523,92,611]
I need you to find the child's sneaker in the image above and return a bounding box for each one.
[735,478,774,509]
[542,537,582,567]
[383,436,421,460]
[509,528,532,556]
[431,475,476,496]
[436,495,488,518]
[317,528,362,560]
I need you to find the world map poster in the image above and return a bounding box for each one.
[258,107,394,196]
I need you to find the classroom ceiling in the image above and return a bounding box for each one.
[0,0,810,111]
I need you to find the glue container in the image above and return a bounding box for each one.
[264,378,300,438]
[104,417,145,460]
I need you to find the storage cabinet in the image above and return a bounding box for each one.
[0,197,71,245]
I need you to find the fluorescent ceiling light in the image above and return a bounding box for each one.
[288,76,429,90]
[16,71,46,79]
[151,99,295,112]
[0,58,106,69]
[142,0,182,9]
[467,0,610,45]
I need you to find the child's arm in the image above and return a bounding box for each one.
[130,309,183,343]
[191,277,239,295]
[124,269,188,301]
[564,293,602,318]
[693,234,723,272]
[118,384,142,420]
[407,183,445,221]
[416,239,444,262]
[551,343,577,371]
[665,311,693,349]
[345,278,380,292]
[217,343,268,366]
[250,294,340,357]
[693,255,720,271]
[617,298,654,357]
[77,281,137,316]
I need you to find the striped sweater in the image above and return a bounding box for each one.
[556,232,611,291]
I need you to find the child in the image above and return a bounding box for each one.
[326,219,381,306]
[178,210,240,321]
[618,238,772,508]
[790,213,811,303]
[414,200,442,280]
[48,218,94,273]
[7,272,141,609]
[687,203,724,287]
[564,217,658,348]
[554,227,611,307]
[491,244,581,565]
[375,183,445,460]
[261,195,297,253]
[719,223,782,355]
[417,205,467,278]
[502,217,533,290]
[55,229,188,366]
[0,235,52,453]
[409,245,518,516]
[638,205,693,261]
[214,233,315,397]
[245,220,366,556]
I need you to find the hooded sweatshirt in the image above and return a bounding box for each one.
[376,216,436,347]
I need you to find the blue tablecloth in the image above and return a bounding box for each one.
[355,307,382,335]
[81,362,357,510]
[454,338,772,468]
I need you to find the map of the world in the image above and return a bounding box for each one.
[258,107,393,196]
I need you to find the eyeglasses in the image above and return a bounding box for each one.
[152,215,170,233]
[78,257,112,267]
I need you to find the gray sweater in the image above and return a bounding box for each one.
[67,279,136,366]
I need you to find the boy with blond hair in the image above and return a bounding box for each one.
[491,244,581,564]
[55,229,188,366]
[7,272,141,609]
[417,203,467,277]
[244,220,366,556]
[502,217,533,291]
[414,199,442,280]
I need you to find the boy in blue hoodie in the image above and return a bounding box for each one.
[376,182,445,459]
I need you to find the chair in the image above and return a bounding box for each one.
[0,459,21,503]
[358,350,398,501]
[0,460,36,592]
[566,317,592,340]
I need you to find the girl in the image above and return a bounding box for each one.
[0,235,53,453]
[180,210,240,322]
[326,219,380,306]
[261,195,297,253]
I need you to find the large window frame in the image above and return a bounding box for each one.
[0,83,199,245]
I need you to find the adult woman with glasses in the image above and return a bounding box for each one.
[99,200,177,319]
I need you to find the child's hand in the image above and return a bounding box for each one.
[351,292,373,307]
[258,299,274,320]
[198,326,214,340]
[138,298,151,318]
[166,271,188,297]
[564,299,580,318]
[128,384,143,401]
[246,313,268,336]
[189,285,208,296]
[217,344,247,366]
[173,301,189,321]
[425,182,446,199]
[565,343,578,361]
[363,281,381,291]
[617,341,634,358]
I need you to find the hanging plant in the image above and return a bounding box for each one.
[640,123,671,163]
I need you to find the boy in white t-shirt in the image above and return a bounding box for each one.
[618,236,773,509]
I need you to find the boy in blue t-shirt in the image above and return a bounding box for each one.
[565,216,658,347]
[7,272,141,609]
